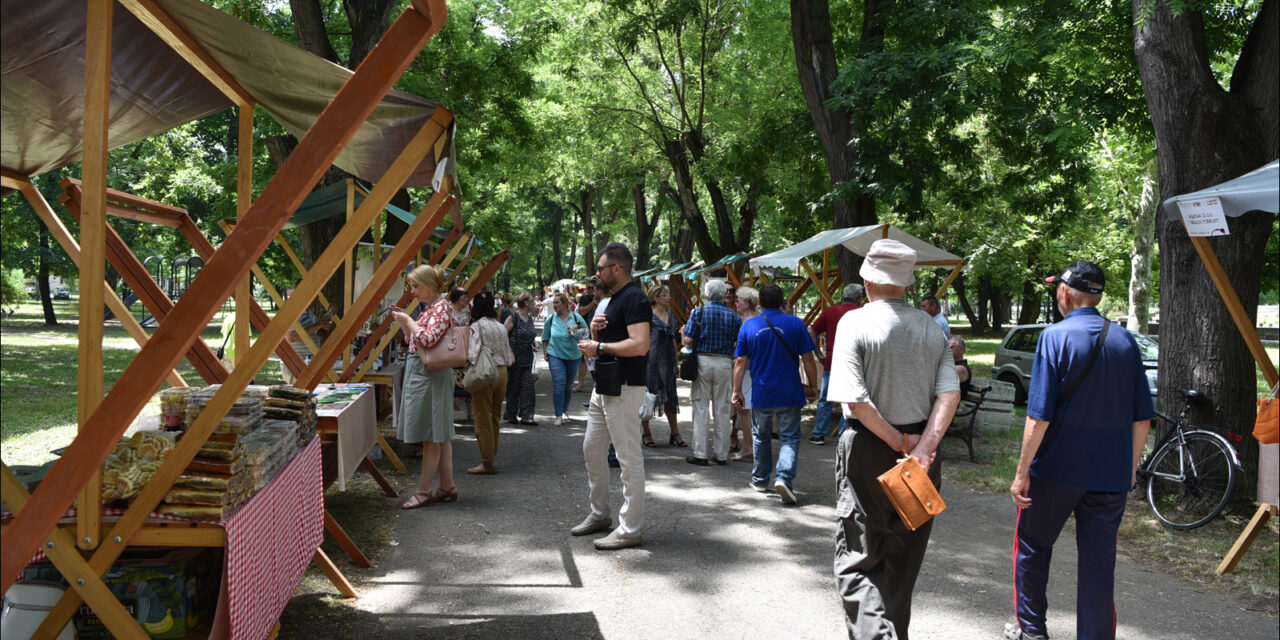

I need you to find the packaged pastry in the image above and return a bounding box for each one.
[164,488,233,505]
[187,456,246,475]
[264,407,302,421]
[157,503,231,522]
[174,473,236,491]
[269,385,312,402]
[131,430,176,460]
[265,397,308,410]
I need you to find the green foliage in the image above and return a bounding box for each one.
[1,270,24,309]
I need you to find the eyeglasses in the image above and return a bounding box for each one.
[596,263,618,272]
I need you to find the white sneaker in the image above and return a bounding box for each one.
[774,480,797,505]
[553,416,564,426]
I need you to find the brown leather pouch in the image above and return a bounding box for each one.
[877,433,946,531]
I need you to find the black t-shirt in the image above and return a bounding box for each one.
[578,293,594,307]
[599,280,649,386]
[957,358,973,398]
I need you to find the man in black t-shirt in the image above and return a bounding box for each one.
[569,243,651,550]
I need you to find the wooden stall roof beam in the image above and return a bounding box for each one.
[0,5,446,593]
[1189,236,1278,386]
[446,245,479,287]
[62,178,188,227]
[120,0,254,107]
[275,231,332,311]
[463,249,509,295]
[339,225,466,382]
[2,465,148,640]
[218,221,334,382]
[60,189,230,384]
[298,176,456,390]
[440,230,473,269]
[16,179,187,388]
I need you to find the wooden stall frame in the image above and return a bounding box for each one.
[2,8,451,640]
[1185,233,1278,573]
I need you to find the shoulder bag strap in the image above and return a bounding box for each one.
[1056,320,1110,405]
[762,313,799,366]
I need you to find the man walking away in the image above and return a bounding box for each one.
[733,284,818,505]
[808,283,864,445]
[1005,260,1153,640]
[571,243,651,550]
[920,295,950,337]
[683,279,742,466]
[827,239,961,640]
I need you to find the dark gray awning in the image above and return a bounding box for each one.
[1,0,455,189]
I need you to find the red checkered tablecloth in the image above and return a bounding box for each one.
[213,437,323,640]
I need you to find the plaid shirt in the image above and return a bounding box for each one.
[683,301,742,356]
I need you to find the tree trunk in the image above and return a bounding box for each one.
[1134,0,1277,498]
[551,201,564,280]
[289,0,339,63]
[37,224,56,325]
[569,186,596,277]
[634,179,659,270]
[790,0,882,284]
[1127,160,1158,333]
[953,273,986,334]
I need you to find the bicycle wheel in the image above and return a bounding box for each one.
[1145,432,1237,530]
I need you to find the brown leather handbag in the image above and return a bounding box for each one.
[877,433,946,531]
[418,326,469,371]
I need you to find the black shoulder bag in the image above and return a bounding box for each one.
[1055,321,1110,405]
[679,308,701,381]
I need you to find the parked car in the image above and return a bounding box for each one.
[992,322,1158,404]
[52,285,70,300]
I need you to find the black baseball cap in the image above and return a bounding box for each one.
[1045,260,1105,294]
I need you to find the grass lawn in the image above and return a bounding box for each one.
[1,297,282,468]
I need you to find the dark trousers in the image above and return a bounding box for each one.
[1014,477,1125,640]
[834,427,940,640]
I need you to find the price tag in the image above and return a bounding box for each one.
[1178,197,1229,236]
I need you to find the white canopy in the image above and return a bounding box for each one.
[1164,160,1279,220]
[749,225,964,272]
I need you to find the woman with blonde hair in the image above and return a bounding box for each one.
[392,264,458,508]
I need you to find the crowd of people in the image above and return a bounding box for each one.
[391,241,1152,640]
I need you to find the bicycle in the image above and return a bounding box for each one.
[1136,388,1244,530]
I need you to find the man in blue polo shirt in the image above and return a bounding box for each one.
[1005,260,1153,640]
[732,284,818,504]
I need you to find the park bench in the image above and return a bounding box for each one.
[946,383,992,462]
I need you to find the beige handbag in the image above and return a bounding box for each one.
[877,433,946,531]
[418,326,469,371]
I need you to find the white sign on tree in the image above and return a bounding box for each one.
[1178,197,1230,236]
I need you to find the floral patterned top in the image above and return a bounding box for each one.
[410,298,453,354]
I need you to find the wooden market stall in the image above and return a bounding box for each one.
[1161,160,1279,574]
[749,225,968,324]
[0,1,457,638]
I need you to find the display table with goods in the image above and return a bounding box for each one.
[312,384,395,576]
[3,384,325,640]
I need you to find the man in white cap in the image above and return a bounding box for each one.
[827,238,961,640]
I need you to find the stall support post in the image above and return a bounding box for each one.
[1188,236,1278,386]
[234,104,255,368]
[345,179,356,373]
[77,0,113,553]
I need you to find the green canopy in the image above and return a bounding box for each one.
[286,181,479,248]
[682,253,749,281]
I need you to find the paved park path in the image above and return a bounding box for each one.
[335,360,1274,640]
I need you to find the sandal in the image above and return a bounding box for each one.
[401,491,434,509]
[429,486,459,504]
[731,450,752,462]
[642,435,657,448]
[669,434,687,448]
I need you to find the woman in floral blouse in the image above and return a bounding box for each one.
[392,265,458,509]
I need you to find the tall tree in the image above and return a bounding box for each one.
[790,0,880,283]
[1133,0,1277,490]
